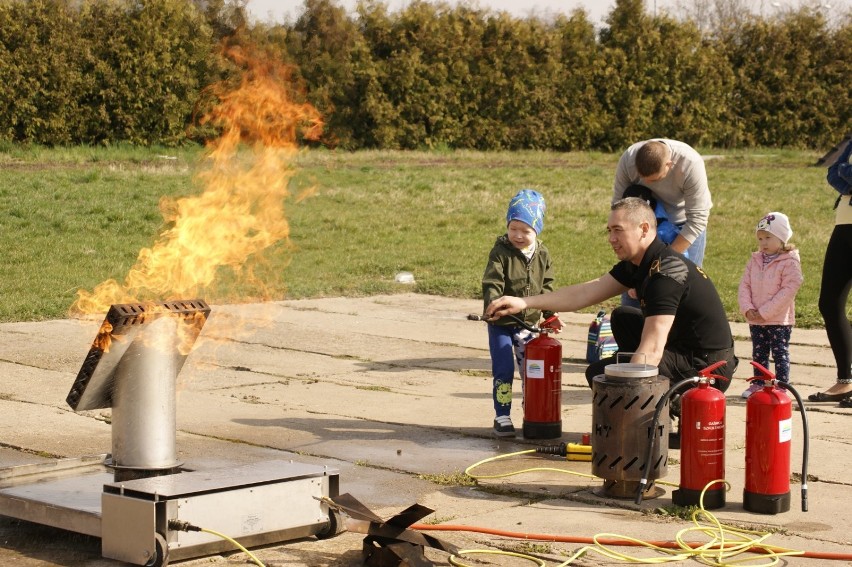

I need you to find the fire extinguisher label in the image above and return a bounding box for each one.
[779,418,793,443]
[526,359,545,379]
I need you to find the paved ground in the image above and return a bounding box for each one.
[0,293,850,566]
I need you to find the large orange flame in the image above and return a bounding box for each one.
[71,45,322,316]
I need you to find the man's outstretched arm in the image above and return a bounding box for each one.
[485,274,626,320]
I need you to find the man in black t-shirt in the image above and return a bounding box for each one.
[485,197,737,391]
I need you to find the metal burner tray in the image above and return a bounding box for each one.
[0,455,340,566]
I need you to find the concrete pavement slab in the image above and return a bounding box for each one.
[0,294,849,566]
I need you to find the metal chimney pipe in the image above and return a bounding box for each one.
[67,300,211,482]
[110,316,181,480]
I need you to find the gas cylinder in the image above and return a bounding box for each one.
[523,316,562,439]
[672,376,726,509]
[744,364,793,514]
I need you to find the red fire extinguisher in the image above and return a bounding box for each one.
[672,361,729,509]
[467,312,564,440]
[636,360,727,506]
[744,361,810,514]
[522,314,563,440]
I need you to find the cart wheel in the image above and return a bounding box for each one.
[144,532,169,567]
[316,510,344,539]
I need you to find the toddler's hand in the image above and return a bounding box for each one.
[745,309,764,323]
[542,313,563,333]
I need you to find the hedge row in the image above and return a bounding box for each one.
[0,0,849,150]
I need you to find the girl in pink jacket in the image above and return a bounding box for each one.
[738,212,804,398]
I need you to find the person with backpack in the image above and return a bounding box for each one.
[613,139,711,265]
[614,140,709,308]
[622,183,686,257]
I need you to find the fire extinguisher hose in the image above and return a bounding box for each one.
[780,381,810,512]
[750,361,810,513]
[635,376,700,505]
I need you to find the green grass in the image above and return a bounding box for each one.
[0,145,837,327]
[418,471,478,486]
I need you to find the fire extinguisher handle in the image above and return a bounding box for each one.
[749,360,775,380]
[467,313,541,333]
[540,314,563,332]
[503,314,541,333]
[698,360,727,377]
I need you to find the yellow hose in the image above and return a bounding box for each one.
[452,451,807,566]
[464,447,678,487]
[199,527,266,567]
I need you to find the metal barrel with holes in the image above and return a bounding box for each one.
[591,363,670,499]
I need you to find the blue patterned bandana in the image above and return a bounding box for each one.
[506,189,546,234]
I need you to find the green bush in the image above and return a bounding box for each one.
[0,0,849,149]
[0,0,88,144]
[76,0,216,145]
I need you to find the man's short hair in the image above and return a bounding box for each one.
[635,141,668,178]
[612,197,657,228]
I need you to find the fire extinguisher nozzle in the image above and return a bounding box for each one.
[634,480,648,505]
[802,489,808,512]
[536,442,567,457]
[536,442,592,461]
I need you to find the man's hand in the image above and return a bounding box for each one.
[670,234,691,254]
[485,296,527,319]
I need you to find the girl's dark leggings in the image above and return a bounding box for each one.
[818,223,852,383]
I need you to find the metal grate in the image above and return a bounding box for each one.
[66,299,211,411]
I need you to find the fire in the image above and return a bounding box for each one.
[92,320,114,352]
[71,44,322,317]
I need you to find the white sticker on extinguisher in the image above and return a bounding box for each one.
[779,418,793,443]
[526,359,545,379]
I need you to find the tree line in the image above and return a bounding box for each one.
[0,0,849,150]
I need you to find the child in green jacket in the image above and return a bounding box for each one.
[482,189,554,437]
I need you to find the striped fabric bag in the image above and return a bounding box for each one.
[586,310,618,363]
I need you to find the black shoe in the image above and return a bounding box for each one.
[669,429,681,450]
[493,416,515,437]
[808,391,850,402]
[669,393,682,419]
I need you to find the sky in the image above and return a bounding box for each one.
[245,0,848,26]
[246,0,675,25]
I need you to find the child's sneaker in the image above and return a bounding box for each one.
[741,382,764,398]
[493,415,515,437]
